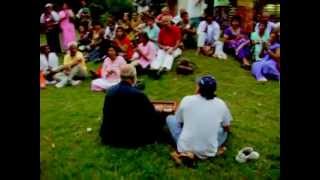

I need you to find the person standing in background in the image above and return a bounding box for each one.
[76,0,91,30]
[59,3,77,52]
[40,3,61,53]
[186,0,207,28]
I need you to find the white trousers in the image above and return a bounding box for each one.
[150,48,182,71]
[91,78,120,92]
[53,65,87,85]
[197,33,227,59]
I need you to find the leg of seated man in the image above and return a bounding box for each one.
[197,32,206,54]
[68,64,82,81]
[91,78,119,92]
[217,127,228,147]
[166,115,182,143]
[172,48,182,59]
[162,52,174,71]
[213,41,227,59]
[150,49,166,70]
[53,72,68,87]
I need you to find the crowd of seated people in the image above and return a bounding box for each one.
[40,2,280,89]
[40,1,280,166]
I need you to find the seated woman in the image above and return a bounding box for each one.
[250,21,269,61]
[54,42,88,88]
[177,11,197,49]
[223,16,251,69]
[251,32,280,82]
[143,15,160,47]
[130,32,157,75]
[129,12,144,43]
[118,12,132,34]
[103,16,118,41]
[86,22,104,62]
[40,44,59,85]
[130,12,143,31]
[91,46,127,92]
[78,25,91,51]
[113,26,134,60]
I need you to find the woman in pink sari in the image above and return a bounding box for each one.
[91,47,127,92]
[59,3,76,51]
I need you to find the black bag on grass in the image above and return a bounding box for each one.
[176,59,197,75]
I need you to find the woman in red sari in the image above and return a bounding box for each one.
[113,26,134,61]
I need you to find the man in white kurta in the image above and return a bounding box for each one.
[40,45,59,84]
[197,14,226,59]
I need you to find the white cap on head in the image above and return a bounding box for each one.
[68,41,78,49]
[45,3,53,8]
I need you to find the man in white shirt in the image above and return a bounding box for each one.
[197,14,226,59]
[40,45,59,84]
[40,3,61,53]
[166,75,232,163]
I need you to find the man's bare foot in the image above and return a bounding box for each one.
[170,151,182,165]
[170,151,196,167]
[217,146,227,156]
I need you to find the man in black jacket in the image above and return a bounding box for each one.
[99,64,162,147]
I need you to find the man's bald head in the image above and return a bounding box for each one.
[120,64,137,84]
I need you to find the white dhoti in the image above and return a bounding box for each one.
[197,32,206,48]
[150,48,182,71]
[212,41,227,59]
[197,33,227,59]
[91,78,120,92]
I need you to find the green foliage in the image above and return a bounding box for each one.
[92,0,134,15]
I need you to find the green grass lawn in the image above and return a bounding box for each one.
[40,36,280,179]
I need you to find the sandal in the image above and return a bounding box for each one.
[170,151,196,167]
[241,64,251,71]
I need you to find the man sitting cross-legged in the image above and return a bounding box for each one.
[166,75,232,165]
[53,42,88,88]
[197,14,227,59]
[150,15,182,77]
[99,64,163,147]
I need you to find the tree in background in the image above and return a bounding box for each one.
[40,0,134,23]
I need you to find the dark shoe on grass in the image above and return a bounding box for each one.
[148,70,161,80]
[89,70,99,79]
[241,64,251,71]
[134,79,146,90]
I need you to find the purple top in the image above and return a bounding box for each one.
[262,43,280,62]
[224,26,248,49]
